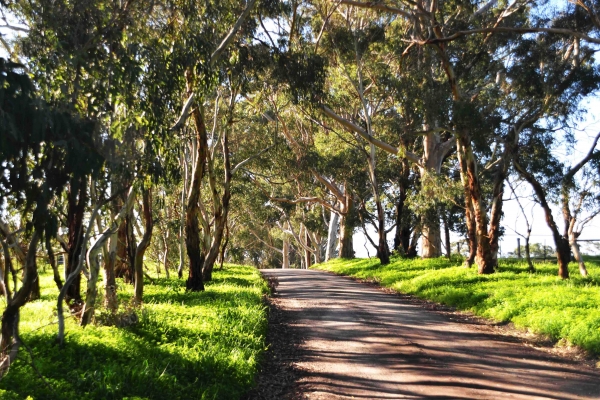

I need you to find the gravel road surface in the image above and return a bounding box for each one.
[254,269,600,400]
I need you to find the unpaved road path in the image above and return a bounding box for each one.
[258,269,600,400]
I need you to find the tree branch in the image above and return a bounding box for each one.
[321,105,421,164]
[170,0,258,131]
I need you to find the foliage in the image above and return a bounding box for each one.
[0,265,269,400]
[315,256,600,356]
[509,243,556,258]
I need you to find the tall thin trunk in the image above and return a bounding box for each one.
[46,237,63,290]
[514,160,570,278]
[457,135,495,274]
[185,71,208,292]
[104,230,119,312]
[202,125,232,282]
[282,238,290,269]
[569,234,587,277]
[122,213,136,283]
[162,230,170,279]
[65,177,88,305]
[489,132,515,268]
[393,161,411,254]
[178,144,189,279]
[114,213,128,280]
[442,210,451,258]
[524,236,535,273]
[407,227,420,258]
[134,189,153,303]
[325,211,339,261]
[218,223,229,270]
[304,229,312,269]
[376,199,390,265]
[338,192,355,258]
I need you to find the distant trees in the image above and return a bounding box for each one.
[510,243,556,260]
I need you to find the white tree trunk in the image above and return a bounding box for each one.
[569,234,588,277]
[282,239,290,269]
[325,211,339,262]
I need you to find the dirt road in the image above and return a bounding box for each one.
[257,269,600,400]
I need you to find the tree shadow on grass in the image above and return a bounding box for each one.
[1,330,251,400]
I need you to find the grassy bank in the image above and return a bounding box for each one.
[0,264,269,400]
[314,257,600,356]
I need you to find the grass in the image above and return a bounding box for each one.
[314,256,600,356]
[0,264,269,400]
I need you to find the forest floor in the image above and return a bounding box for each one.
[252,268,600,400]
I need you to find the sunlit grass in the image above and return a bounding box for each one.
[315,256,600,355]
[0,264,269,400]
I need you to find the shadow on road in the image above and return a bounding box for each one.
[258,269,600,400]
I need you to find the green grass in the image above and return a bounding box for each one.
[0,264,269,400]
[314,256,600,356]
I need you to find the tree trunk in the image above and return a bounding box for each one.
[458,146,477,268]
[338,193,355,259]
[393,160,411,254]
[201,129,232,282]
[514,159,569,278]
[178,144,189,279]
[569,234,587,277]
[421,215,442,258]
[185,72,209,292]
[442,210,451,258]
[376,200,390,265]
[65,177,88,306]
[325,211,339,261]
[46,237,63,290]
[104,230,119,312]
[488,133,515,268]
[121,213,136,283]
[282,238,290,269]
[0,230,40,376]
[465,200,477,268]
[134,189,153,304]
[114,214,128,280]
[0,240,12,299]
[457,136,495,274]
[28,272,40,301]
[218,223,229,270]
[524,237,535,273]
[162,231,170,279]
[304,229,312,269]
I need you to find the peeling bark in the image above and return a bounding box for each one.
[457,135,495,274]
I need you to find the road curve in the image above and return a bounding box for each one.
[260,269,600,400]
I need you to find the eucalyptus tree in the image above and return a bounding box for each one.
[6,0,159,308]
[318,0,600,275]
[313,3,461,260]
[0,57,104,373]
[166,0,286,290]
[502,5,600,278]
[515,133,600,278]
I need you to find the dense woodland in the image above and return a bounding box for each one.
[1,0,600,380]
